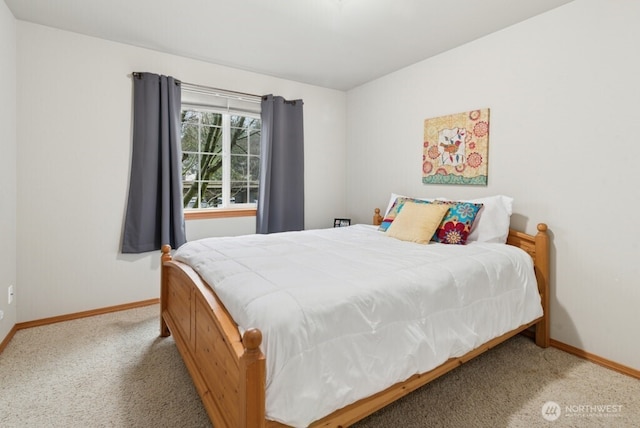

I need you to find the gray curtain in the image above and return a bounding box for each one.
[256,95,305,234]
[121,72,186,253]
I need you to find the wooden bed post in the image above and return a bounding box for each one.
[534,224,550,348]
[160,244,172,338]
[239,328,266,428]
[373,208,383,226]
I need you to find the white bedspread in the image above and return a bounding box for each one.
[173,224,543,427]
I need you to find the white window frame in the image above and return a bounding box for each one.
[181,104,261,215]
[179,83,262,219]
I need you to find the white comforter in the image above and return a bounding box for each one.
[173,224,543,427]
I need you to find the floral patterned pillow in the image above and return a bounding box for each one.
[379,197,483,245]
[431,201,484,245]
[378,197,431,232]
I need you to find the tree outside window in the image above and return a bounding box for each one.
[181,108,261,209]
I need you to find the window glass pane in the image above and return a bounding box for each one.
[249,186,259,204]
[249,156,260,181]
[248,118,261,132]
[230,155,248,179]
[181,123,199,152]
[230,182,248,204]
[183,181,200,208]
[182,110,200,124]
[182,153,199,182]
[200,125,222,154]
[249,128,261,156]
[230,115,248,125]
[201,184,222,208]
[201,112,222,126]
[201,154,223,181]
[185,196,197,209]
[231,128,248,154]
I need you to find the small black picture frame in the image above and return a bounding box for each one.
[334,218,351,228]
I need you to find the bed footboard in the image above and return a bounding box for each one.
[160,245,266,427]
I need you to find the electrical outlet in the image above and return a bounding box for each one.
[0,310,4,320]
[8,285,14,304]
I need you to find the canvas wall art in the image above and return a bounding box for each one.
[422,108,489,185]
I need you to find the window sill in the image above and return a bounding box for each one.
[184,207,257,220]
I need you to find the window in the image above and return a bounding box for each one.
[180,108,261,211]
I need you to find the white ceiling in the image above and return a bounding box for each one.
[5,0,573,91]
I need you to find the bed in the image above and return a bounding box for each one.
[159,200,550,427]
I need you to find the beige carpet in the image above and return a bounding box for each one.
[1,304,638,428]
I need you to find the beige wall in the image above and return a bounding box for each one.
[346,0,640,371]
[15,22,347,323]
[0,0,17,341]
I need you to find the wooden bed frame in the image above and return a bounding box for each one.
[160,210,550,427]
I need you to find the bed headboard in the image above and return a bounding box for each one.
[507,223,550,347]
[373,208,383,226]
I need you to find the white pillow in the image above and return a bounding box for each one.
[464,195,513,243]
[383,193,435,218]
[383,193,512,244]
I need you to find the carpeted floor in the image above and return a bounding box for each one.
[1,304,638,428]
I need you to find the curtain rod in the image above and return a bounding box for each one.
[131,72,262,103]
